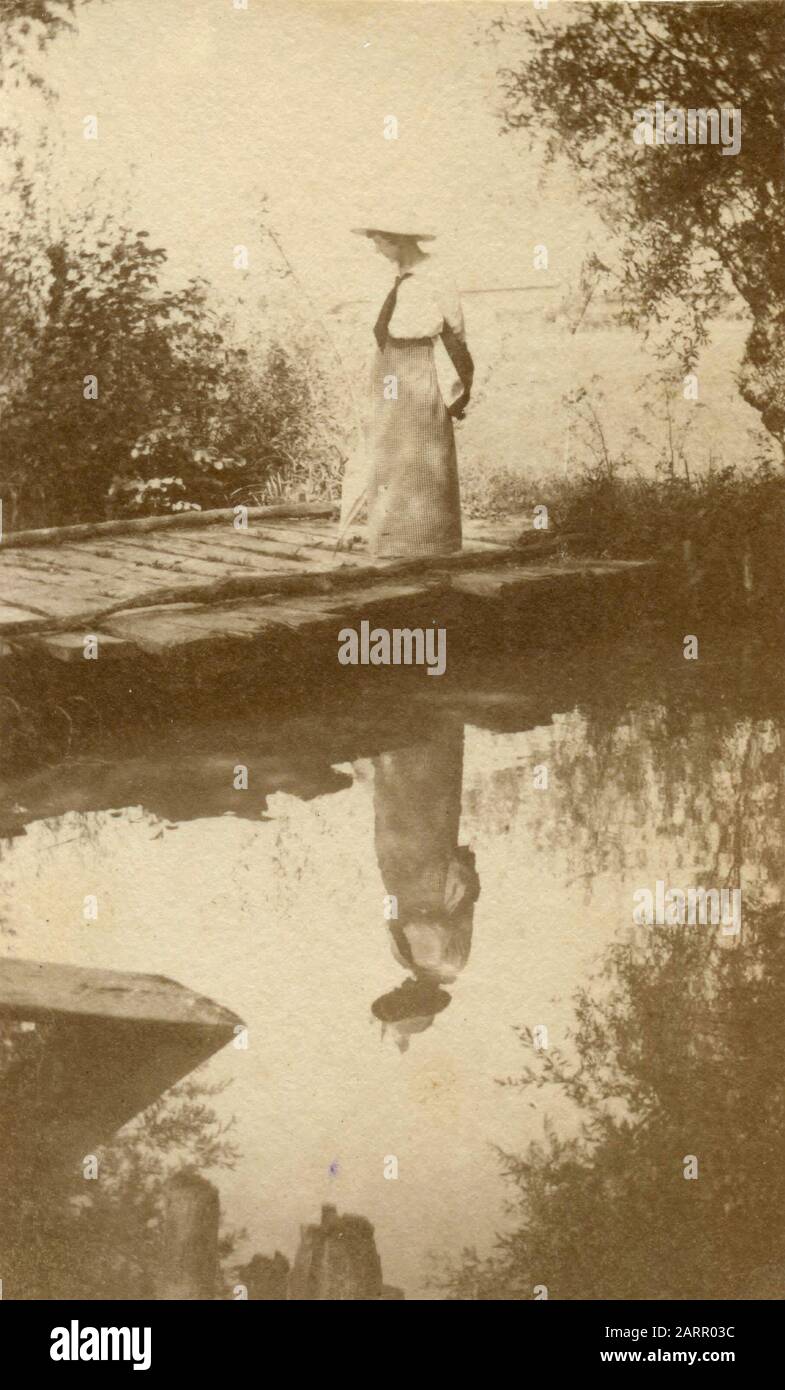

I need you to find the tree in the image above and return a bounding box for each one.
[492,2,785,452]
[0,2,344,528]
[0,1,84,114]
[0,1044,241,1300]
[0,199,339,528]
[436,905,785,1300]
[1,212,224,525]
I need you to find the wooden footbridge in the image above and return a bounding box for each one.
[0,503,651,662]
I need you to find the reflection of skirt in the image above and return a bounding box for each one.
[373,723,465,914]
[366,337,462,557]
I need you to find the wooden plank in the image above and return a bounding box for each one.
[123,522,504,571]
[181,534,340,568]
[97,533,299,580]
[462,517,533,546]
[131,532,315,572]
[98,581,443,653]
[71,537,259,582]
[0,501,338,550]
[0,959,243,1177]
[248,604,343,632]
[251,516,342,538]
[241,533,500,567]
[450,559,653,598]
[0,564,111,617]
[1,549,206,607]
[202,524,359,554]
[410,685,557,735]
[80,537,239,580]
[247,523,352,549]
[449,568,556,599]
[0,549,65,574]
[98,531,333,581]
[229,536,372,569]
[100,601,304,653]
[288,580,441,616]
[0,601,49,624]
[21,542,220,595]
[144,530,321,565]
[0,552,139,606]
[129,533,255,565]
[0,957,241,1030]
[200,531,374,568]
[19,631,131,662]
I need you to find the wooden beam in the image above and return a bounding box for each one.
[19,631,131,662]
[0,961,243,1174]
[0,957,241,1030]
[450,559,653,599]
[0,501,339,551]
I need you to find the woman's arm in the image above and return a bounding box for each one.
[438,277,466,342]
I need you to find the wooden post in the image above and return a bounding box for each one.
[289,1204,384,1300]
[157,1170,219,1300]
[236,1251,290,1300]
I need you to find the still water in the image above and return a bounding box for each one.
[1,630,782,1298]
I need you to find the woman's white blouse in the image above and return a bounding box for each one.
[387,261,465,341]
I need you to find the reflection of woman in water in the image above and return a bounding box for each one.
[370,721,480,1051]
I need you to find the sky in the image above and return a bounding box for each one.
[6,2,764,496]
[13,0,596,325]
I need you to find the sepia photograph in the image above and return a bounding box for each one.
[0,0,783,1344]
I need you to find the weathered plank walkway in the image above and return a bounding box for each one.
[0,503,652,661]
[0,958,241,1174]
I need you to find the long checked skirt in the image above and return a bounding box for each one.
[366,337,462,558]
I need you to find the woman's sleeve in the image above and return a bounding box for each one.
[439,278,466,341]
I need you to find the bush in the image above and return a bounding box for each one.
[0,214,342,530]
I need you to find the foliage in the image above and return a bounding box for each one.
[491,1,785,450]
[531,707,783,913]
[461,370,784,618]
[63,1076,241,1300]
[0,2,344,527]
[435,905,785,1299]
[0,200,342,529]
[0,0,82,105]
[0,1057,240,1300]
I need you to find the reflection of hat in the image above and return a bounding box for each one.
[371,978,450,1025]
[351,222,436,241]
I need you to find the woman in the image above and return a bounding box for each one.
[369,720,481,1051]
[350,221,474,558]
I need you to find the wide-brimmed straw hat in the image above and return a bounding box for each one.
[351,221,436,241]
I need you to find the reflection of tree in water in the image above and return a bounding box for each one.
[0,1050,239,1300]
[467,707,782,905]
[547,709,782,901]
[436,905,785,1300]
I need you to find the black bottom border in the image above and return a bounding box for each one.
[2,1298,776,1376]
